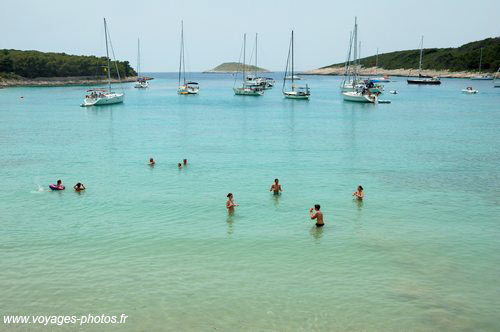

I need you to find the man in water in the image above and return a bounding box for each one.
[73,183,86,192]
[352,185,364,200]
[310,204,324,227]
[226,193,239,211]
[269,178,282,194]
[183,159,187,166]
[149,158,155,166]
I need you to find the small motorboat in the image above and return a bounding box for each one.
[462,87,478,94]
[389,90,398,94]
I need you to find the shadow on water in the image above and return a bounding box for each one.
[309,224,325,241]
[272,193,281,207]
[353,198,364,210]
[226,209,235,235]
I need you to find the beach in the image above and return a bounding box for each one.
[303,66,492,78]
[0,76,138,88]
[1,73,499,331]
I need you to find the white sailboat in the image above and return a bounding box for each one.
[134,38,149,88]
[462,87,478,94]
[494,68,500,88]
[407,36,441,85]
[233,33,263,96]
[341,18,377,103]
[82,18,124,107]
[245,33,274,89]
[177,21,199,95]
[471,48,493,80]
[282,30,310,100]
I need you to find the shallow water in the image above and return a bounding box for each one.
[1,73,499,331]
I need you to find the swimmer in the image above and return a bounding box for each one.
[269,178,282,194]
[50,179,65,190]
[310,204,324,227]
[226,193,239,210]
[149,158,155,166]
[183,159,187,166]
[352,185,364,200]
[178,163,182,169]
[73,182,86,192]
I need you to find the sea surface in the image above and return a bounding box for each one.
[1,73,499,331]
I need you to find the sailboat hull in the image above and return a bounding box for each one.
[233,87,263,96]
[470,76,493,80]
[134,81,149,88]
[81,93,124,107]
[342,92,377,103]
[283,91,310,99]
[407,79,441,85]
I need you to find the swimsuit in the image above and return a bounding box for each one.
[315,223,324,227]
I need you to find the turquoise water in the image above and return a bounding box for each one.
[1,74,499,331]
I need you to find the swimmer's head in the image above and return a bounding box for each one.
[227,193,233,198]
[57,179,62,185]
[178,163,182,167]
[274,178,279,183]
[76,182,81,187]
[358,185,363,191]
[314,204,320,210]
[150,158,154,162]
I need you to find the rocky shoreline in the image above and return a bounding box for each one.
[0,76,138,88]
[302,66,491,79]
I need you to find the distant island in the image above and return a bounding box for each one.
[204,62,270,73]
[0,49,137,87]
[305,37,500,78]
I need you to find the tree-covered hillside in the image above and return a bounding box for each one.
[323,37,500,72]
[0,49,136,79]
[207,62,269,72]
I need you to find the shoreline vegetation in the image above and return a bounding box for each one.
[204,62,270,73]
[302,66,494,78]
[0,49,137,88]
[306,36,500,78]
[0,75,138,88]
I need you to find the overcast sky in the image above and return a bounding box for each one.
[1,0,499,72]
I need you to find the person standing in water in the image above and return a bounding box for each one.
[226,193,239,210]
[353,185,364,200]
[310,204,324,227]
[183,159,187,166]
[269,178,282,194]
[149,158,155,166]
[73,183,86,192]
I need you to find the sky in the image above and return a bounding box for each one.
[1,0,499,72]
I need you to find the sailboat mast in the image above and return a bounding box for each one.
[353,17,358,78]
[182,21,186,84]
[418,36,423,75]
[283,33,292,93]
[178,21,183,86]
[255,33,258,75]
[479,47,483,73]
[137,38,140,78]
[291,30,294,86]
[358,41,362,67]
[243,33,246,83]
[104,18,112,92]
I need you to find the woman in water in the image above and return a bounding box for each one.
[226,193,239,210]
[353,185,364,200]
[73,183,86,192]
